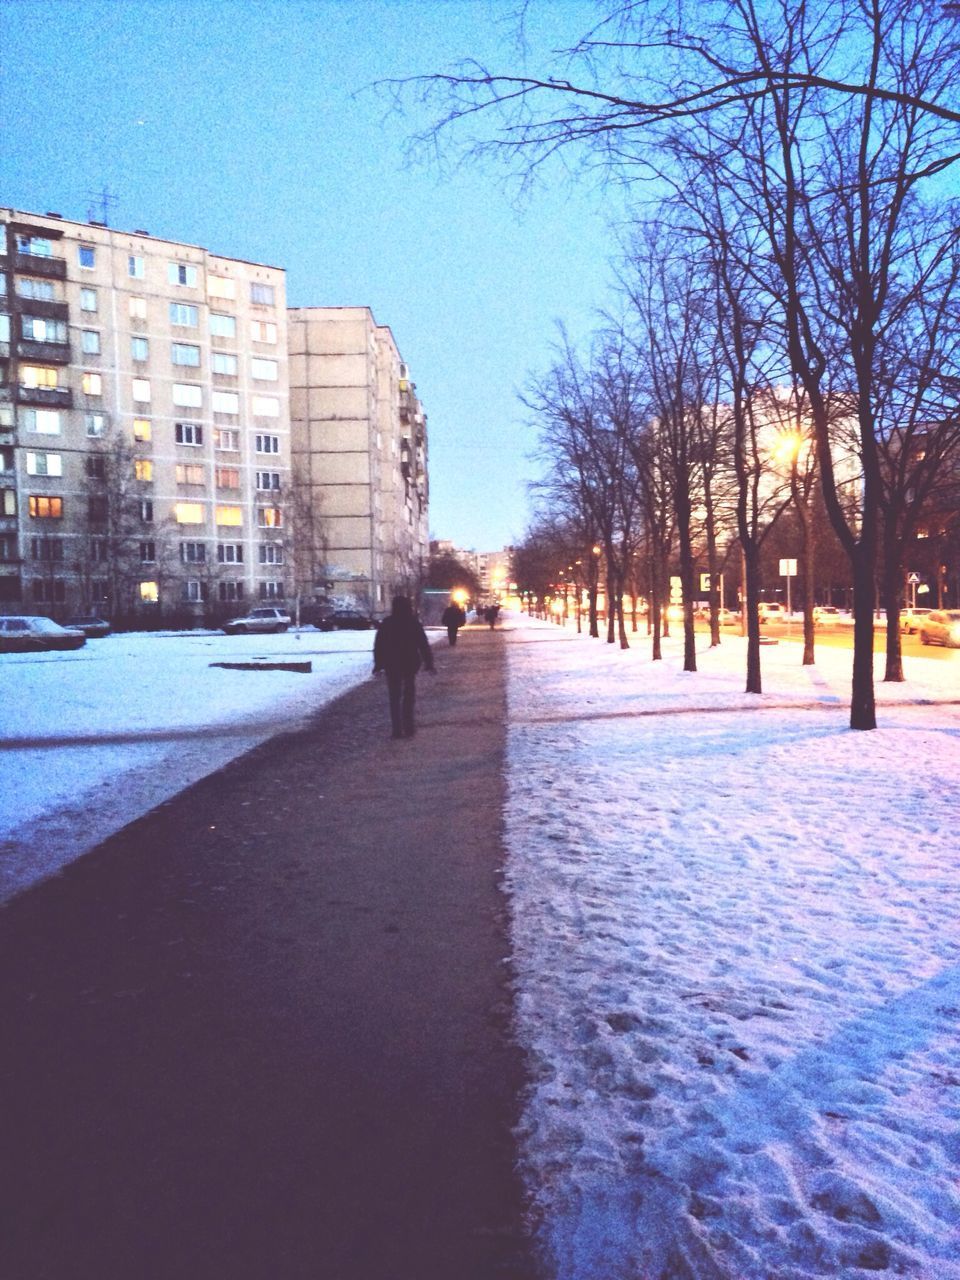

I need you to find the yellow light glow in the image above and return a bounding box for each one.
[452,588,468,604]
[771,430,803,466]
[551,599,564,615]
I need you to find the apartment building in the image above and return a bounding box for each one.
[0,208,291,621]
[288,307,429,614]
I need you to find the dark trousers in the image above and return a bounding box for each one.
[386,669,417,736]
[446,625,459,646]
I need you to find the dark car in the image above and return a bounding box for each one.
[0,616,86,652]
[65,614,112,638]
[318,609,377,631]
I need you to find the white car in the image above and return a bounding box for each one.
[900,607,932,635]
[222,606,292,635]
[0,615,86,652]
[918,609,960,649]
[758,602,786,622]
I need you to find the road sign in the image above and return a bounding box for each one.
[907,572,920,584]
[779,559,798,576]
[700,573,711,592]
[670,575,682,603]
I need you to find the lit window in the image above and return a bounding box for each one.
[140,581,159,603]
[250,320,277,344]
[129,295,147,319]
[180,541,206,563]
[132,378,151,403]
[1,489,16,516]
[85,413,105,437]
[174,502,204,524]
[26,452,63,477]
[217,543,243,564]
[78,244,96,269]
[134,459,153,482]
[81,329,101,354]
[80,288,97,311]
[175,422,203,446]
[172,342,200,367]
[214,428,240,451]
[250,282,275,305]
[215,505,243,527]
[251,358,278,382]
[21,365,59,389]
[133,418,152,442]
[252,396,279,417]
[216,467,240,489]
[256,471,280,490]
[255,433,280,453]
[131,336,149,362]
[212,391,239,415]
[168,262,198,287]
[173,383,202,408]
[29,495,63,519]
[207,275,236,299]
[257,507,282,528]
[169,303,198,327]
[82,372,103,395]
[209,312,236,338]
[129,255,145,278]
[175,463,205,485]
[211,352,237,375]
[24,409,62,435]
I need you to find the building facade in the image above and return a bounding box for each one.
[0,208,293,622]
[288,307,429,614]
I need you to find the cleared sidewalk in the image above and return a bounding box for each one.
[0,624,536,1279]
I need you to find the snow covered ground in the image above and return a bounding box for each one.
[503,616,960,1279]
[0,627,380,902]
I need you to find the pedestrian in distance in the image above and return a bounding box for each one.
[485,603,501,630]
[372,594,435,739]
[440,599,467,646]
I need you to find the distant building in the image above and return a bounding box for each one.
[288,307,428,614]
[429,540,514,598]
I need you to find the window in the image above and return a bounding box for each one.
[23,408,62,435]
[132,378,151,403]
[131,336,149,362]
[209,312,236,338]
[129,295,147,319]
[128,255,145,278]
[174,502,205,524]
[31,536,65,561]
[250,320,277,344]
[218,581,244,602]
[85,413,105,437]
[215,467,240,489]
[21,365,59,389]
[0,446,12,473]
[251,358,278,382]
[207,275,236,299]
[258,543,284,565]
[182,580,207,603]
[80,287,97,311]
[168,262,198,287]
[175,422,203,446]
[215,505,243,527]
[212,391,239,415]
[259,581,285,600]
[140,499,154,523]
[140,541,156,563]
[173,383,202,407]
[17,278,56,302]
[0,535,18,561]
[180,541,206,563]
[31,578,67,604]
[255,433,280,454]
[2,489,17,517]
[252,396,279,417]
[257,507,283,528]
[175,463,205,486]
[78,244,96,269]
[217,543,243,564]
[81,329,101,354]
[26,451,63,477]
[88,496,108,522]
[140,581,159,603]
[250,282,275,305]
[90,538,109,562]
[256,471,281,490]
[134,459,153,482]
[29,495,63,519]
[133,417,152,442]
[172,342,200,367]
[22,316,68,343]
[17,235,53,257]
[85,455,106,479]
[211,351,238,375]
[169,303,198,327]
[0,314,8,343]
[214,428,240,451]
[82,372,102,395]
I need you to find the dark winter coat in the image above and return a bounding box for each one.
[441,604,466,629]
[373,612,434,676]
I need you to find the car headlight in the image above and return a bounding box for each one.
[950,624,960,643]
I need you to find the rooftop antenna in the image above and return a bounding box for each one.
[86,186,119,226]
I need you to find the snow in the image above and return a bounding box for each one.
[0,627,379,902]
[503,616,960,1279]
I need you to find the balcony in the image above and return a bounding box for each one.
[10,297,69,322]
[17,339,72,365]
[14,384,73,409]
[14,253,67,281]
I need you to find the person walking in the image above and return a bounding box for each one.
[373,595,435,739]
[440,599,467,646]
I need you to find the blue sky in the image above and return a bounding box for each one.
[2,0,625,551]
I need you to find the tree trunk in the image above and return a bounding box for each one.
[744,542,762,695]
[882,539,905,683]
[851,550,878,729]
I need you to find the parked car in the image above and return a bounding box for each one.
[918,609,960,648]
[318,609,377,631]
[717,608,740,627]
[758,602,786,622]
[222,606,291,635]
[900,607,932,635]
[64,614,112,638]
[813,605,841,626]
[0,616,86,652]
